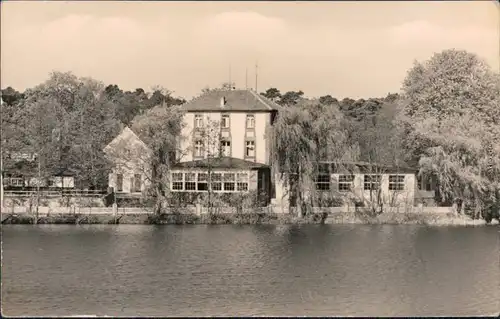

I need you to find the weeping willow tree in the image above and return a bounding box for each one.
[131,105,186,214]
[270,100,360,217]
[399,49,500,219]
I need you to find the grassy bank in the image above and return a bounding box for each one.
[1,211,495,226]
[1,212,299,225]
[327,211,490,226]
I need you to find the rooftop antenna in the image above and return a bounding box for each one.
[255,60,258,93]
[228,64,232,91]
[245,67,249,104]
[245,67,248,90]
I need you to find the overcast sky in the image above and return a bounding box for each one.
[1,1,498,99]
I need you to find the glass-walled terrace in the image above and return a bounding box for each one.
[170,170,251,193]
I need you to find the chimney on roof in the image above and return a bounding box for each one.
[220,96,227,108]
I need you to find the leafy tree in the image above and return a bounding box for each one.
[147,86,186,109]
[319,95,338,106]
[385,93,400,103]
[69,82,121,189]
[200,82,235,95]
[348,100,405,166]
[101,84,185,125]
[11,95,70,188]
[26,71,84,113]
[106,89,141,126]
[270,100,359,216]
[399,49,500,219]
[261,88,282,102]
[1,88,26,160]
[104,84,122,100]
[10,73,122,190]
[148,90,167,108]
[130,105,186,214]
[1,87,25,107]
[195,117,224,213]
[279,90,304,106]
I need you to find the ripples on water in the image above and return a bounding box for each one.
[2,224,499,316]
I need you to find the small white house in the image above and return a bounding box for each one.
[103,127,152,194]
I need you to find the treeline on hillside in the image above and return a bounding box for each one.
[1,49,499,220]
[260,86,399,121]
[0,72,186,189]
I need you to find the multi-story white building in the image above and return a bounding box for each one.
[103,89,435,208]
[170,89,279,205]
[104,89,280,204]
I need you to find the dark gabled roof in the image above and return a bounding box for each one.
[172,157,269,170]
[182,89,279,112]
[318,161,417,174]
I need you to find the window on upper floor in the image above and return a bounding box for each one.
[194,114,203,128]
[194,140,204,158]
[220,140,231,157]
[246,114,255,129]
[221,114,230,129]
[245,140,255,158]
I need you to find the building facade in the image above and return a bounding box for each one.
[273,162,436,209]
[171,89,278,204]
[104,126,151,195]
[103,90,436,209]
[104,89,279,204]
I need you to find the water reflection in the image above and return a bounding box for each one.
[2,225,498,316]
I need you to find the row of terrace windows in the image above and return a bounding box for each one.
[315,174,406,192]
[195,114,255,130]
[171,171,250,192]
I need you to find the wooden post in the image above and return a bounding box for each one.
[34,160,41,225]
[113,202,118,224]
[0,97,4,213]
[0,142,3,212]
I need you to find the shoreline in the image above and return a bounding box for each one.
[1,211,496,226]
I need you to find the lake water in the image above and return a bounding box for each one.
[2,224,499,316]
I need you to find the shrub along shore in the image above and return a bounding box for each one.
[1,211,495,226]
